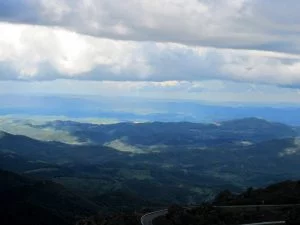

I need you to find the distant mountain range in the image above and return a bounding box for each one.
[0,117,300,224]
[2,95,300,125]
[41,117,297,147]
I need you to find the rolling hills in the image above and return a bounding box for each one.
[0,117,300,224]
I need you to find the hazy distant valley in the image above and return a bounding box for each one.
[1,118,300,203]
[1,117,300,224]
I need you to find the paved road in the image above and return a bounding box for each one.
[216,204,300,208]
[140,209,167,225]
[140,205,298,225]
[240,222,285,225]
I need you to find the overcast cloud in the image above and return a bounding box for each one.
[0,0,300,104]
[1,0,300,52]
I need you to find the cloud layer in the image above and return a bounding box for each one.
[2,0,300,54]
[1,79,300,105]
[0,0,300,105]
[1,22,300,86]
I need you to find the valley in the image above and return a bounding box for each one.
[0,118,300,224]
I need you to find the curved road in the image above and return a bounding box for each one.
[141,209,168,225]
[140,205,296,225]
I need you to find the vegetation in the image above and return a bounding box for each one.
[155,181,300,225]
[0,118,300,224]
[42,118,297,146]
[0,170,99,225]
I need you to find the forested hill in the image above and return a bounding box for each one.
[42,117,297,146]
[0,170,99,225]
[154,180,300,225]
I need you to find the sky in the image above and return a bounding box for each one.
[1,0,300,105]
